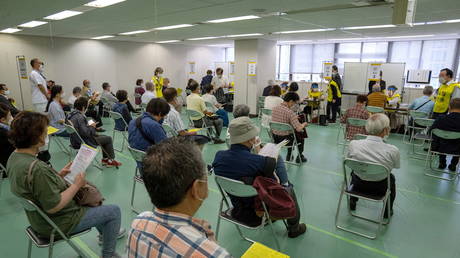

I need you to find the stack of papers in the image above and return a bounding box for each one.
[258,139,289,159]
[242,242,289,258]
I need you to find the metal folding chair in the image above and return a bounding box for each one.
[402,110,428,144]
[186,109,214,138]
[269,121,303,166]
[99,97,112,118]
[205,101,215,112]
[257,96,266,118]
[63,123,103,170]
[162,123,178,137]
[341,118,367,154]
[366,106,384,113]
[424,129,460,181]
[0,163,6,197]
[335,158,391,239]
[214,176,281,251]
[260,108,273,141]
[408,118,434,159]
[127,146,147,214]
[108,111,129,152]
[17,197,91,258]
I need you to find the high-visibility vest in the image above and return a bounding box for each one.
[433,82,460,113]
[387,93,401,104]
[327,80,341,102]
[151,75,164,98]
[308,90,322,99]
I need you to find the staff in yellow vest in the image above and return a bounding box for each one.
[433,68,460,119]
[386,85,401,108]
[303,83,324,121]
[327,79,341,123]
[151,67,164,98]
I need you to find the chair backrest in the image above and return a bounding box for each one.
[186,109,202,118]
[258,96,266,102]
[352,134,367,140]
[162,123,178,137]
[269,121,294,134]
[127,146,146,162]
[64,123,85,144]
[261,108,272,116]
[413,118,434,127]
[347,118,367,127]
[432,129,460,140]
[366,106,384,113]
[409,110,428,119]
[215,176,258,198]
[204,101,214,110]
[343,159,389,180]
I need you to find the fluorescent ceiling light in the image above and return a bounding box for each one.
[226,33,263,38]
[0,28,22,33]
[156,40,180,43]
[278,40,313,44]
[187,36,221,41]
[18,21,48,28]
[119,30,149,35]
[85,0,126,8]
[207,15,260,23]
[328,38,367,41]
[412,22,426,26]
[426,21,443,25]
[444,19,460,23]
[273,28,335,34]
[92,35,114,39]
[383,34,434,39]
[44,10,82,20]
[342,24,396,30]
[153,24,194,30]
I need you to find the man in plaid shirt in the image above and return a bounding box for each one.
[340,95,370,140]
[127,137,231,258]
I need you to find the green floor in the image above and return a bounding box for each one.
[1,113,460,258]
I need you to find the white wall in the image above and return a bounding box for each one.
[0,34,225,110]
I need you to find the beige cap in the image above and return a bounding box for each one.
[229,117,260,144]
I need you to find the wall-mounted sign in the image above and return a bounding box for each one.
[229,61,235,75]
[17,56,28,79]
[247,61,256,76]
[368,63,382,81]
[188,61,196,74]
[323,62,333,80]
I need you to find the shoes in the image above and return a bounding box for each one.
[102,159,122,167]
[98,228,127,245]
[286,154,292,162]
[295,155,307,163]
[96,127,106,132]
[438,163,447,170]
[448,165,458,172]
[213,138,225,144]
[349,198,357,211]
[287,223,307,238]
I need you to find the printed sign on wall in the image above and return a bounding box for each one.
[323,62,333,80]
[368,63,382,81]
[188,62,196,74]
[247,61,256,76]
[17,56,28,79]
[229,62,235,75]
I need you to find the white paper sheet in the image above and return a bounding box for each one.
[65,144,98,183]
[258,139,289,159]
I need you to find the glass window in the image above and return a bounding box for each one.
[279,45,290,74]
[420,40,457,76]
[291,44,313,73]
[336,43,362,71]
[225,47,234,62]
[390,41,422,74]
[312,44,335,73]
[292,73,311,81]
[361,42,388,63]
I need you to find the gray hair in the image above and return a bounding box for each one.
[145,82,154,91]
[423,85,433,96]
[268,79,275,86]
[372,84,381,92]
[365,113,390,135]
[233,104,250,118]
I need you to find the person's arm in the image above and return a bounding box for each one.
[340,110,348,124]
[331,84,338,102]
[47,173,86,214]
[31,73,49,99]
[289,111,307,132]
[392,148,401,169]
[122,106,132,124]
[259,157,277,179]
[200,99,213,115]
[408,100,416,110]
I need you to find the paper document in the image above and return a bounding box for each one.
[65,144,98,183]
[47,126,59,135]
[258,139,289,159]
[242,242,289,258]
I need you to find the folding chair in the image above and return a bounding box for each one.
[214,176,281,251]
[108,111,129,152]
[162,123,178,137]
[139,103,147,113]
[99,97,112,118]
[402,110,428,144]
[0,163,6,197]
[335,158,391,239]
[257,96,266,118]
[260,108,273,142]
[424,129,460,181]
[366,106,384,113]
[186,109,214,138]
[127,146,146,214]
[63,123,103,170]
[205,101,215,112]
[269,121,303,166]
[17,197,91,258]
[49,133,71,156]
[341,118,367,154]
[408,118,434,159]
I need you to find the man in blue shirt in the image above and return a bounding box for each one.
[408,85,435,115]
[212,117,306,238]
[200,70,213,94]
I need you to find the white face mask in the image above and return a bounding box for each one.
[439,77,447,84]
[38,135,49,152]
[39,65,44,72]
[3,90,10,95]
[61,92,66,98]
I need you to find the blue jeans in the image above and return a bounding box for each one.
[71,205,121,258]
[216,109,229,127]
[275,156,289,185]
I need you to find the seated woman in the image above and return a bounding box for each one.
[303,83,323,121]
[262,85,284,127]
[271,92,308,163]
[7,111,125,258]
[68,97,122,168]
[46,85,70,137]
[0,103,14,174]
[202,85,229,127]
[112,90,132,131]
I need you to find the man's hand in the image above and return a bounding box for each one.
[73,173,86,189]
[332,99,336,103]
[58,162,72,178]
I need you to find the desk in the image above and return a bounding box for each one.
[301,98,325,124]
[385,106,409,132]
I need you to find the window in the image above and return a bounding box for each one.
[278,45,290,80]
[291,44,313,73]
[335,43,362,71]
[225,47,234,62]
[390,41,422,74]
[420,40,457,88]
[361,42,388,63]
[312,44,335,73]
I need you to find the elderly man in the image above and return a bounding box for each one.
[408,85,434,115]
[367,84,386,108]
[128,137,231,258]
[347,113,400,218]
[213,117,306,237]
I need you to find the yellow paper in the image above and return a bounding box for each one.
[188,128,202,133]
[47,126,59,135]
[242,242,289,258]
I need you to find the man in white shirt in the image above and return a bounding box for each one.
[211,68,229,103]
[347,113,400,218]
[29,58,49,112]
[141,82,156,105]
[68,87,81,107]
[163,87,197,137]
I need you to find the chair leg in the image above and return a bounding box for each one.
[130,174,139,214]
[27,238,32,258]
[215,199,224,240]
[49,232,55,258]
[266,215,281,251]
[335,184,345,227]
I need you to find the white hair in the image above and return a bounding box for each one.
[365,113,390,135]
[372,84,381,92]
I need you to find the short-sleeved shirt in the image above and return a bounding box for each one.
[271,102,302,136]
[211,76,228,93]
[202,94,219,113]
[164,104,186,135]
[8,152,86,236]
[408,95,434,114]
[340,104,369,140]
[141,91,156,104]
[29,70,47,104]
[48,100,66,130]
[186,93,206,120]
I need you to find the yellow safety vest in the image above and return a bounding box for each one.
[327,80,341,102]
[387,93,401,104]
[151,75,164,98]
[308,90,322,99]
[433,82,460,113]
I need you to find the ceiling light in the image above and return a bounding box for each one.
[84,0,126,8]
[207,15,260,23]
[156,40,180,43]
[412,22,426,26]
[383,34,434,39]
[273,28,335,34]
[119,30,149,35]
[226,33,263,38]
[92,35,115,39]
[425,21,443,25]
[187,36,221,41]
[153,24,194,30]
[0,28,22,33]
[44,10,82,20]
[18,21,48,28]
[444,19,460,23]
[278,40,313,44]
[342,24,396,30]
[328,38,368,41]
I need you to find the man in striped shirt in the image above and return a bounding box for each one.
[340,95,370,140]
[127,137,231,258]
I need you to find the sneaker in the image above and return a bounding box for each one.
[98,228,127,245]
[287,223,307,238]
[213,138,225,144]
[296,155,307,163]
[102,159,123,167]
[438,163,447,170]
[349,198,357,211]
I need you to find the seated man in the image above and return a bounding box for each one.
[101,82,119,107]
[408,85,434,115]
[431,98,460,171]
[0,103,14,173]
[347,113,400,218]
[340,94,369,140]
[186,79,224,144]
[141,82,156,105]
[128,137,231,258]
[68,86,81,108]
[163,87,197,137]
[0,83,20,116]
[367,85,386,108]
[112,90,132,131]
[213,117,306,238]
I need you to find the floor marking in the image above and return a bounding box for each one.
[73,237,99,258]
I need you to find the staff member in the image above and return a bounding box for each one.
[386,86,401,107]
[152,67,164,98]
[326,78,342,123]
[29,58,49,112]
[433,68,460,119]
[332,65,343,91]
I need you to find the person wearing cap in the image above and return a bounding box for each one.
[303,83,323,121]
[212,117,306,238]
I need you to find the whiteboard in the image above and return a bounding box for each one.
[343,62,406,94]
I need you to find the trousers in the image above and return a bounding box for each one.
[350,172,396,212]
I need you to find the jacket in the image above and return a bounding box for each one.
[127,112,167,152]
[431,112,460,154]
[0,94,19,116]
[112,102,132,131]
[0,125,14,169]
[67,110,98,148]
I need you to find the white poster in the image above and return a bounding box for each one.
[17,56,28,79]
[368,63,382,81]
[247,61,256,76]
[323,62,333,80]
[229,62,235,75]
[188,62,196,74]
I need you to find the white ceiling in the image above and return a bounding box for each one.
[1,0,460,45]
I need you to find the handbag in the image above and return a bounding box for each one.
[252,176,297,218]
[27,160,104,207]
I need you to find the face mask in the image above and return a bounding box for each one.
[38,135,49,152]
[196,179,208,201]
[439,77,446,84]
[7,115,13,125]
[39,65,44,72]
[61,92,66,98]
[3,90,10,95]
[218,75,222,78]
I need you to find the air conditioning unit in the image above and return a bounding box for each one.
[392,0,417,25]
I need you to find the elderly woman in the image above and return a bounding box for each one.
[7,111,125,258]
